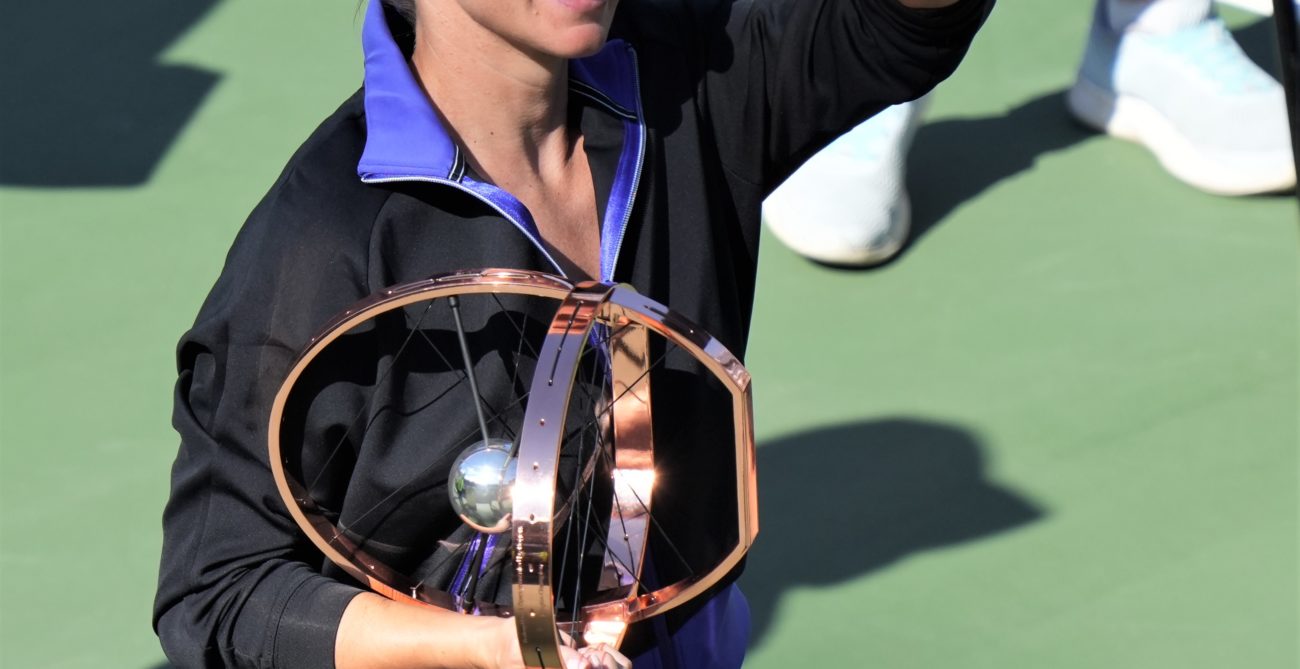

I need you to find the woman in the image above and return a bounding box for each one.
[154,0,991,667]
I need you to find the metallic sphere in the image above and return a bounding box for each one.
[448,439,517,534]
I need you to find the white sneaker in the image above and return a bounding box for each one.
[762,98,928,267]
[1067,7,1296,195]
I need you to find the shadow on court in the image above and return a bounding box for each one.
[879,16,1284,265]
[1234,15,1283,75]
[902,89,1090,255]
[1,0,221,187]
[740,419,1043,644]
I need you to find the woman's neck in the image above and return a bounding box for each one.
[410,6,577,185]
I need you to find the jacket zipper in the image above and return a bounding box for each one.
[601,43,646,284]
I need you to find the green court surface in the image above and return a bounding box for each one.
[1,1,1295,667]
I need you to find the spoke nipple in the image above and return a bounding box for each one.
[533,462,540,470]
[539,418,546,425]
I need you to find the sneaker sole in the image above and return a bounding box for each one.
[1067,76,1296,196]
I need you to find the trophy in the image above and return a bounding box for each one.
[268,269,757,666]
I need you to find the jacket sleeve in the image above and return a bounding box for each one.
[153,158,379,668]
[699,0,994,191]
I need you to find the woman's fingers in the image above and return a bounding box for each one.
[559,645,588,668]
[575,644,632,669]
[555,629,632,669]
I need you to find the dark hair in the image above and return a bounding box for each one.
[382,0,416,22]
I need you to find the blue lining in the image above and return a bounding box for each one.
[358,0,458,180]
[449,533,482,608]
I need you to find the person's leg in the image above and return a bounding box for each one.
[762,97,927,267]
[1068,0,1296,194]
[765,0,1295,268]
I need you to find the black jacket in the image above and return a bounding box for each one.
[155,0,993,666]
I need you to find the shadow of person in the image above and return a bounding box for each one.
[1,0,221,187]
[1233,15,1283,75]
[739,418,1043,644]
[894,15,1286,261]
[900,89,1091,255]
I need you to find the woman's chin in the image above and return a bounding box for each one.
[539,0,618,57]
[543,26,613,58]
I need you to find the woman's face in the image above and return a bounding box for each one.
[452,0,621,59]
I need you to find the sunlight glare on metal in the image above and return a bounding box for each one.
[612,468,655,499]
[511,480,554,520]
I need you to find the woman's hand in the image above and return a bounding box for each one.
[486,617,633,669]
[336,593,633,669]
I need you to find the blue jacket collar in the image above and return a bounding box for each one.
[357,0,640,182]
